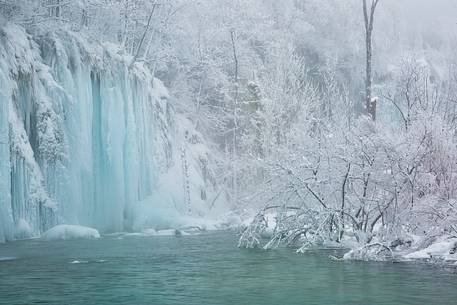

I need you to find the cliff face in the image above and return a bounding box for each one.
[0,25,223,242]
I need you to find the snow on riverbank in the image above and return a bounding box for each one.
[239,210,457,265]
[403,236,457,262]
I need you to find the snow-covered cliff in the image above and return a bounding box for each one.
[0,25,225,242]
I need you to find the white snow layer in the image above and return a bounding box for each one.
[0,24,227,242]
[41,225,100,240]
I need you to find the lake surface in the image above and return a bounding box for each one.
[0,231,456,305]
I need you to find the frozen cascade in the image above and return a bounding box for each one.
[0,25,224,242]
[0,40,12,242]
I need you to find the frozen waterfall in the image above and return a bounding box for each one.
[0,25,223,242]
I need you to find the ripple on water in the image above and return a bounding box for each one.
[0,257,18,261]
[69,259,106,264]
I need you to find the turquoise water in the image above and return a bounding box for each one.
[0,231,456,305]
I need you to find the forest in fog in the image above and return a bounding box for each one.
[1,0,457,261]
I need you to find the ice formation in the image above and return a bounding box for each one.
[0,25,224,242]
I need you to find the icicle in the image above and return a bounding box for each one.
[0,57,13,242]
[181,131,192,215]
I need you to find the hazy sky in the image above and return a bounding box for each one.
[380,0,457,36]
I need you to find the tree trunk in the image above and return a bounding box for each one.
[363,0,380,120]
[230,29,239,206]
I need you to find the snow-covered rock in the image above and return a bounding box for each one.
[41,225,100,241]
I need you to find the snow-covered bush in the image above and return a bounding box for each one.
[238,55,457,263]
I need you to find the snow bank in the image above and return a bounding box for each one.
[41,225,100,241]
[404,236,457,261]
[339,235,457,263]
